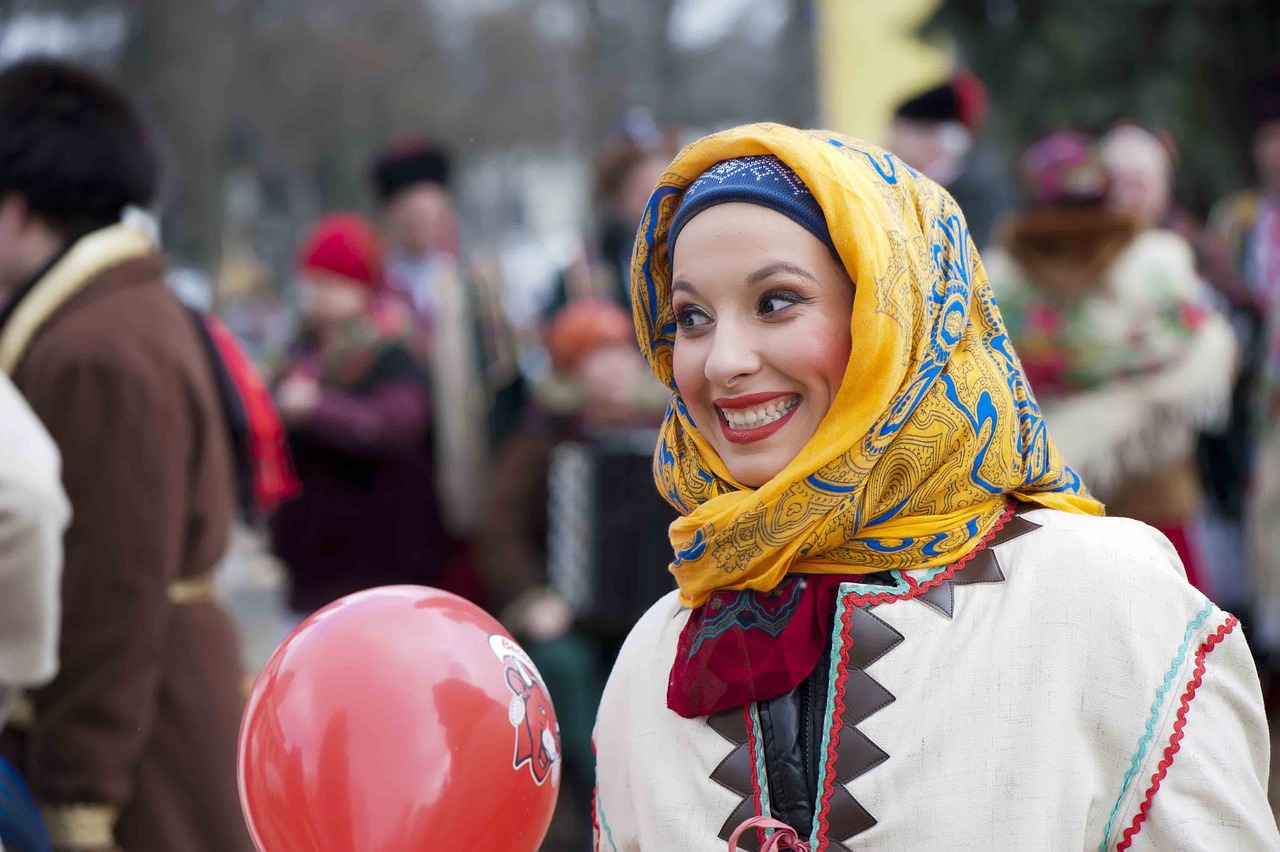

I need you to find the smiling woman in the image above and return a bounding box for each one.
[591,124,1278,852]
[671,197,854,488]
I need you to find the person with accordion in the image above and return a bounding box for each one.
[479,298,671,850]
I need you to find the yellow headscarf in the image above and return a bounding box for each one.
[631,124,1103,610]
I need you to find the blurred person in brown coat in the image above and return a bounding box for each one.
[482,299,667,632]
[0,60,248,852]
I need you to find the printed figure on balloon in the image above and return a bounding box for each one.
[491,634,562,787]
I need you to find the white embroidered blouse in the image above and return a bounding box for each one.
[593,508,1279,851]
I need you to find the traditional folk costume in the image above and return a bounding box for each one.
[982,133,1236,595]
[0,222,250,851]
[592,124,1276,851]
[372,145,525,537]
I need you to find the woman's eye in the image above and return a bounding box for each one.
[675,306,710,330]
[760,293,801,314]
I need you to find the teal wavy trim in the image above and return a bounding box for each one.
[596,792,618,852]
[839,564,952,598]
[1097,600,1215,851]
[840,571,910,597]
[748,703,774,840]
[810,590,854,849]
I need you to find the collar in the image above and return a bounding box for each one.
[0,223,154,375]
[0,243,71,333]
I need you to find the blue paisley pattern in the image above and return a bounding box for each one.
[630,124,1099,602]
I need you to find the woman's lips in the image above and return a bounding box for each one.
[714,393,801,445]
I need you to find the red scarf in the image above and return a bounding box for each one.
[204,315,300,513]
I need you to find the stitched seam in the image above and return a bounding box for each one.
[1098,601,1216,850]
[1114,614,1238,852]
[846,503,1017,607]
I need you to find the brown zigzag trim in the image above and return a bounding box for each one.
[823,507,1042,846]
[707,707,765,851]
[914,511,1040,619]
[708,505,1043,849]
[820,606,901,845]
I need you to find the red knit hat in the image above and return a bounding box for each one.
[545,299,636,373]
[298,213,384,290]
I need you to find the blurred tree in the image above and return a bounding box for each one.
[1,0,817,273]
[930,0,1280,214]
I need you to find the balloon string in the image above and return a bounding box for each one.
[726,816,811,852]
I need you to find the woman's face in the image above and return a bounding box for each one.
[671,202,854,488]
[1102,142,1171,228]
[299,273,370,324]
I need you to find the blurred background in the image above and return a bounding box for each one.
[3,1,1280,848]
[1,0,1273,311]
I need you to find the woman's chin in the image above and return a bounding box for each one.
[721,449,794,489]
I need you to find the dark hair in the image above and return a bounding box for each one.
[0,58,159,238]
[594,130,680,203]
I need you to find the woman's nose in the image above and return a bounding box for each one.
[703,319,762,387]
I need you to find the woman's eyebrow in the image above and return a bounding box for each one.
[747,261,817,285]
[672,279,699,296]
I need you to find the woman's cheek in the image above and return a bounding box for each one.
[671,343,706,408]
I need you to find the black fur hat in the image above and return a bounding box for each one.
[370,141,452,203]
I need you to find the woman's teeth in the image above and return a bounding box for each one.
[721,397,799,430]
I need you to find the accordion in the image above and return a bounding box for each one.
[546,429,677,639]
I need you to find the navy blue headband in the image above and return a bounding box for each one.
[667,155,835,262]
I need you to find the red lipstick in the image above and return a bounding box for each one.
[713,392,801,445]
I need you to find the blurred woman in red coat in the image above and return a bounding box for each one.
[269,214,448,616]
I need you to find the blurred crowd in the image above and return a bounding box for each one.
[2,54,1280,852]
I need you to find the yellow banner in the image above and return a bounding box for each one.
[815,0,953,145]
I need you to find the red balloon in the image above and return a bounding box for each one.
[238,586,561,851]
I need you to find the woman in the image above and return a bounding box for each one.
[982,131,1237,597]
[1096,124,1254,610]
[592,124,1275,851]
[269,213,447,617]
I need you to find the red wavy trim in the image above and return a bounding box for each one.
[1115,614,1239,851]
[846,501,1017,608]
[814,597,859,850]
[744,704,767,848]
